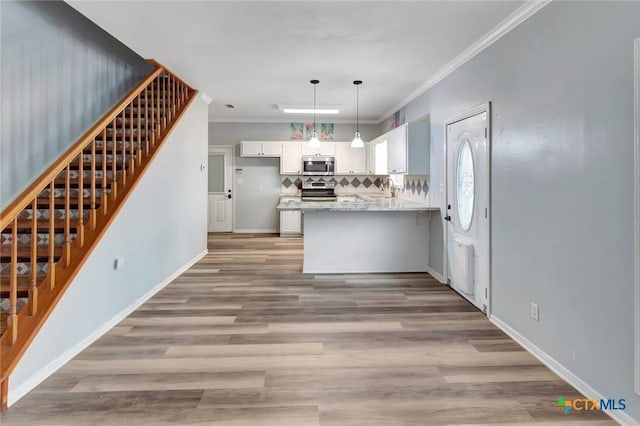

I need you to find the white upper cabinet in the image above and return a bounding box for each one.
[281,143,302,175]
[366,136,388,175]
[302,142,335,157]
[380,122,429,175]
[387,125,408,174]
[335,142,366,175]
[241,141,282,157]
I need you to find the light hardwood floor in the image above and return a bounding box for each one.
[1,234,615,425]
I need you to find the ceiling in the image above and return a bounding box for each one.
[67,1,524,123]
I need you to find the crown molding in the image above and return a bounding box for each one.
[209,117,380,125]
[378,0,552,122]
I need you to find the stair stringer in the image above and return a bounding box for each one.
[6,96,209,407]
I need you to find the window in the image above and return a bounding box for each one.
[456,139,474,231]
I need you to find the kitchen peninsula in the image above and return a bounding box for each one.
[277,196,439,273]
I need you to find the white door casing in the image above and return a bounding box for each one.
[444,103,491,313]
[208,146,233,232]
[633,37,640,396]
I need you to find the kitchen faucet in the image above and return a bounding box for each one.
[386,178,397,198]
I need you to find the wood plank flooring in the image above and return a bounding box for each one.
[0,233,615,425]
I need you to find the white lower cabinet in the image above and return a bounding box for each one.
[280,210,302,236]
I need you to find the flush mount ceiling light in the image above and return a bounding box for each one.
[282,108,339,114]
[308,79,321,149]
[351,80,364,148]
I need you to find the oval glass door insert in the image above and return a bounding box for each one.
[456,139,475,231]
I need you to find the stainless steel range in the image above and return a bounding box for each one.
[301,181,336,201]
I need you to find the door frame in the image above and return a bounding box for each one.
[208,145,235,232]
[443,102,492,315]
[633,37,640,396]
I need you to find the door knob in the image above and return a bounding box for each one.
[227,194,232,199]
[444,215,451,221]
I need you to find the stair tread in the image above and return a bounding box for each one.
[0,275,37,297]
[4,218,80,230]
[0,244,63,258]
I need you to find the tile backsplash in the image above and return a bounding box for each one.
[281,174,431,202]
[280,175,385,195]
[397,175,429,202]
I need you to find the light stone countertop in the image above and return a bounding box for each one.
[277,196,439,212]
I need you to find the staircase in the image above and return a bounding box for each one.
[0,60,196,410]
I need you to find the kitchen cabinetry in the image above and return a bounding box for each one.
[281,143,302,174]
[366,136,388,175]
[301,142,335,157]
[335,142,366,175]
[241,141,282,157]
[379,122,429,175]
[279,197,302,236]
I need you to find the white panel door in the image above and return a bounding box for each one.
[208,147,233,232]
[445,106,490,312]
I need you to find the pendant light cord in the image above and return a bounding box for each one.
[356,84,359,134]
[313,83,317,134]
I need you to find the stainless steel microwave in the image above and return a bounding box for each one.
[302,157,335,176]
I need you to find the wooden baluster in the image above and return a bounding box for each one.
[90,139,97,230]
[130,97,135,175]
[7,218,18,344]
[64,166,71,267]
[137,92,142,166]
[162,73,167,131]
[111,119,117,200]
[102,128,108,213]
[29,198,38,316]
[176,81,181,111]
[150,80,156,150]
[121,111,127,187]
[156,75,161,141]
[171,76,175,121]
[78,148,85,247]
[145,87,150,156]
[48,181,55,290]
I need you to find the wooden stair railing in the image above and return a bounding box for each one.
[0,60,197,410]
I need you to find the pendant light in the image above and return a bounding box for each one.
[308,79,321,148]
[351,80,364,148]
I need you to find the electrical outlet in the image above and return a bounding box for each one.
[531,302,539,321]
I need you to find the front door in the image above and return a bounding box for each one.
[208,147,233,232]
[445,105,490,312]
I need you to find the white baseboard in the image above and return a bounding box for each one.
[427,266,445,284]
[8,249,208,407]
[233,228,278,233]
[490,315,635,426]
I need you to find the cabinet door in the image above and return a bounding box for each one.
[280,211,301,234]
[241,141,262,157]
[318,142,336,156]
[387,126,407,174]
[350,146,366,174]
[281,143,302,174]
[261,141,282,157]
[301,144,318,156]
[335,143,352,174]
[374,139,388,175]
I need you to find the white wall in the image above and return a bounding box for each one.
[0,0,153,208]
[386,1,639,423]
[8,98,209,406]
[209,122,381,231]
